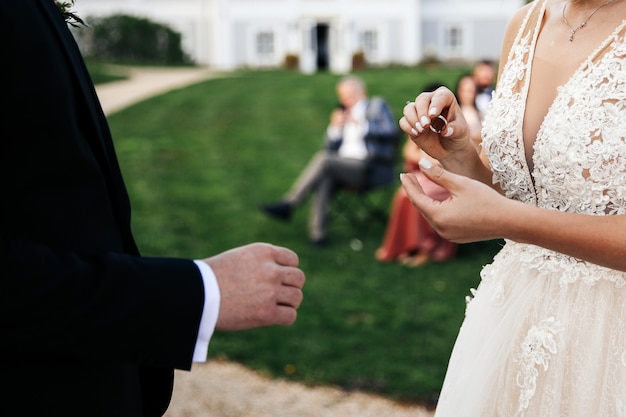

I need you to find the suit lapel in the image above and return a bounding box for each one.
[38,0,113,166]
[38,0,139,254]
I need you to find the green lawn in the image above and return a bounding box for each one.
[101,66,501,407]
[84,58,129,84]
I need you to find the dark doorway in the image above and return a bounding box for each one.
[314,23,329,70]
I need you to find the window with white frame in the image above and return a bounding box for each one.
[256,32,274,58]
[444,25,463,56]
[359,30,378,60]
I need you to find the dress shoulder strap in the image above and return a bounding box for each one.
[496,0,547,97]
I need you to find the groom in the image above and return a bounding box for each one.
[0,1,305,416]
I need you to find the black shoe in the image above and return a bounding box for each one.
[310,237,327,248]
[260,202,292,221]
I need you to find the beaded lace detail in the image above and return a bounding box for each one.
[481,0,626,287]
[514,317,562,416]
[480,240,626,288]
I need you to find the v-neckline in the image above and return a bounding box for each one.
[518,0,626,198]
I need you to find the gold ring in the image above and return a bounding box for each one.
[429,115,448,134]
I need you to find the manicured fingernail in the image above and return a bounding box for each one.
[428,107,438,116]
[419,158,433,170]
[410,128,418,136]
[443,127,453,137]
[420,116,430,127]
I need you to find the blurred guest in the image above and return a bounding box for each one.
[455,74,483,150]
[261,75,399,246]
[375,137,457,266]
[472,60,496,122]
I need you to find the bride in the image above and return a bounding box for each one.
[401,0,626,415]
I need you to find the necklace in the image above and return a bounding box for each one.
[562,0,617,41]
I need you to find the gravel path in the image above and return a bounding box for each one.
[164,360,435,417]
[96,68,436,417]
[95,66,219,116]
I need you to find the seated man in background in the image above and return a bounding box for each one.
[261,76,399,246]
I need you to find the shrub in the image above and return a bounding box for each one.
[76,14,192,65]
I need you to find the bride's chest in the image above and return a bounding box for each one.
[482,51,626,214]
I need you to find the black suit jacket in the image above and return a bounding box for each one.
[0,1,205,415]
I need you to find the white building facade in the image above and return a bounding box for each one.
[74,0,524,73]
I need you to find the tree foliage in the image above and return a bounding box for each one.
[77,14,192,65]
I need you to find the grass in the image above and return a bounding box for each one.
[100,66,502,407]
[84,57,129,84]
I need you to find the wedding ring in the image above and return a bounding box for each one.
[429,114,448,134]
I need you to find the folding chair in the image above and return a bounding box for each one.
[330,156,399,229]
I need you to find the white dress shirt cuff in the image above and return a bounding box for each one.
[191,260,221,362]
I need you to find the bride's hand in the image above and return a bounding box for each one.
[400,87,470,161]
[400,158,513,243]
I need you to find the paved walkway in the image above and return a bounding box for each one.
[95,66,218,115]
[94,67,435,417]
[165,361,434,417]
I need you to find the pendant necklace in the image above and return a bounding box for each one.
[562,0,617,42]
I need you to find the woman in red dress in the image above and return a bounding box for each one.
[375,138,457,266]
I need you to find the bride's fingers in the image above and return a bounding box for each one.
[427,87,456,119]
[400,171,433,213]
[400,114,421,137]
[402,100,423,136]
[413,91,438,129]
[407,88,458,134]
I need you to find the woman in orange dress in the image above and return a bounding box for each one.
[375,138,457,266]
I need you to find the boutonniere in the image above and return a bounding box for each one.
[55,0,86,27]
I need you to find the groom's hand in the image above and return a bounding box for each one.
[203,243,305,331]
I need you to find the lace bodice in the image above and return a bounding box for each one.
[482,0,626,216]
[480,0,626,286]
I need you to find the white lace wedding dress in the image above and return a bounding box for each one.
[433,2,626,416]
